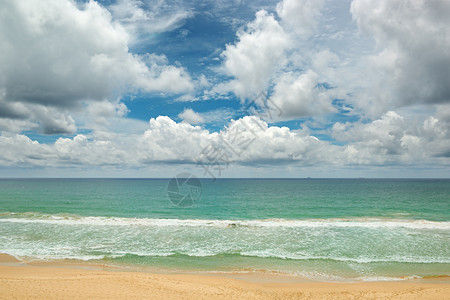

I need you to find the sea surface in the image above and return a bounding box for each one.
[0,178,449,281]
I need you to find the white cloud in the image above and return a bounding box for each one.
[85,101,129,128]
[276,0,325,39]
[178,108,205,125]
[332,109,450,164]
[139,116,215,163]
[219,0,338,121]
[269,70,336,120]
[0,0,194,133]
[219,0,450,122]
[0,119,37,135]
[1,111,448,170]
[135,53,194,93]
[0,0,449,177]
[332,111,409,158]
[218,116,334,164]
[55,134,134,166]
[197,108,235,125]
[349,0,450,114]
[109,0,192,44]
[221,10,291,100]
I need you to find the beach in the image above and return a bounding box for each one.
[1,255,449,299]
[1,179,449,298]
[0,179,449,281]
[1,0,449,297]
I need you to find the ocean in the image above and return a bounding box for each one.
[0,178,449,282]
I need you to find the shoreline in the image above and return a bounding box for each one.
[4,253,450,283]
[1,254,449,299]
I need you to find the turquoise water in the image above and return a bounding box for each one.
[0,178,449,281]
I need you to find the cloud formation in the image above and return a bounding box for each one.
[1,110,448,170]
[345,0,450,116]
[219,0,336,120]
[276,0,324,39]
[351,0,450,109]
[109,0,192,43]
[178,108,205,125]
[0,0,194,133]
[219,0,450,121]
[269,70,336,120]
[221,10,291,100]
[0,0,449,176]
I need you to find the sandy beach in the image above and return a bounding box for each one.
[0,254,449,300]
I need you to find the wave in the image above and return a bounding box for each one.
[1,212,449,230]
[236,252,450,264]
[187,270,427,283]
[4,251,440,282]
[134,252,450,264]
[5,250,450,265]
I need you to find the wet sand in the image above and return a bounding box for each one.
[0,254,449,299]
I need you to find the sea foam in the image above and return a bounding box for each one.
[1,212,449,230]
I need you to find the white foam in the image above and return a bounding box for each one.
[1,213,449,230]
[1,251,106,262]
[356,275,421,282]
[239,250,450,264]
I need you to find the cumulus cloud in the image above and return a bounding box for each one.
[332,112,411,162]
[0,97,29,120]
[219,0,450,121]
[0,119,37,135]
[1,0,448,176]
[178,108,205,125]
[0,0,194,133]
[0,134,54,167]
[349,0,450,114]
[0,96,76,134]
[32,106,77,135]
[332,109,450,164]
[221,10,291,100]
[138,116,214,163]
[269,70,336,120]
[217,116,332,164]
[85,101,129,128]
[1,112,448,170]
[276,0,324,39]
[219,0,337,121]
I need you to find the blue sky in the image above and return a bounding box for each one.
[0,0,449,177]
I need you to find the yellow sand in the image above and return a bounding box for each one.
[0,254,449,299]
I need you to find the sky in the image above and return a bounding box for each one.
[0,0,449,178]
